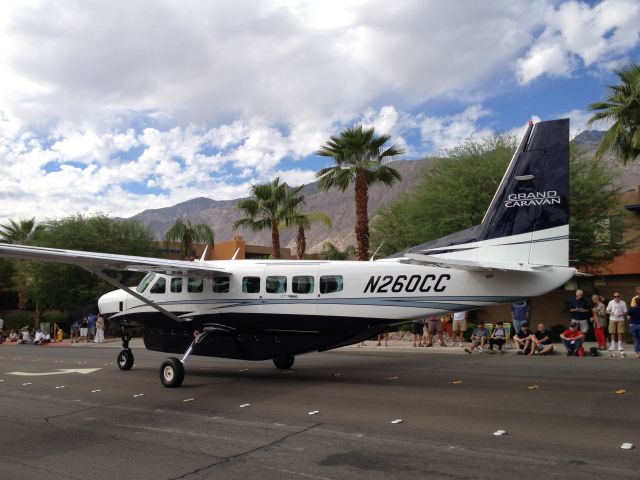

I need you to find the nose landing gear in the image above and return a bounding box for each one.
[117,326,134,371]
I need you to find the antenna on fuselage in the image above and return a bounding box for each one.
[369,242,384,261]
[199,245,209,262]
[231,248,240,260]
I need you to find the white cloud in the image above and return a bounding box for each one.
[516,0,640,84]
[418,105,494,152]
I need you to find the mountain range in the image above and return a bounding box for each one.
[128,131,640,253]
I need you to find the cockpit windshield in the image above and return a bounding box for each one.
[136,273,156,293]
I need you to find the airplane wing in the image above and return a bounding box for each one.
[401,252,548,272]
[0,243,228,277]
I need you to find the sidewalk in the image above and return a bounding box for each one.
[0,337,621,355]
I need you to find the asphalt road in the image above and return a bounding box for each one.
[1,343,639,480]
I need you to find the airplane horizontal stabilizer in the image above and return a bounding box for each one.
[401,252,546,272]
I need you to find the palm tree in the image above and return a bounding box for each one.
[587,63,640,164]
[163,219,214,261]
[0,217,42,310]
[0,217,41,244]
[320,242,356,260]
[316,125,404,260]
[280,211,332,260]
[233,178,305,259]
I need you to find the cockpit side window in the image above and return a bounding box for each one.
[136,273,156,293]
[188,277,204,293]
[242,276,260,293]
[170,277,182,293]
[150,277,166,294]
[320,275,343,294]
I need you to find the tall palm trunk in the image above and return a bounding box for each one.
[296,225,306,260]
[354,169,369,261]
[271,223,281,259]
[35,303,42,330]
[18,289,26,310]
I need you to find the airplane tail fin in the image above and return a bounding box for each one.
[400,118,570,267]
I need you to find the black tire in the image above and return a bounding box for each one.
[117,349,134,370]
[272,354,295,370]
[160,357,185,388]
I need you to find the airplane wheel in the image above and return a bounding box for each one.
[160,357,184,388]
[117,349,134,370]
[273,354,295,370]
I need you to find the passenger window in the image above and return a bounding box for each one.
[150,277,166,294]
[187,277,204,293]
[320,275,343,294]
[212,276,230,293]
[292,276,314,294]
[242,276,260,293]
[170,277,182,293]
[136,273,156,293]
[266,276,287,293]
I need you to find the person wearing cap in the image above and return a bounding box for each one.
[513,323,532,354]
[560,321,585,356]
[530,322,553,355]
[606,292,628,353]
[568,290,591,336]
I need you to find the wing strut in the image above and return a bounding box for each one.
[86,268,190,324]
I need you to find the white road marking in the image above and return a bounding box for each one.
[55,385,65,389]
[621,443,634,450]
[91,389,101,393]
[183,398,195,402]
[307,410,320,415]
[493,430,507,436]
[22,382,32,386]
[391,419,403,424]
[239,403,251,408]
[7,368,101,377]
[133,393,145,398]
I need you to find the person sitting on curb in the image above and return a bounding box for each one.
[530,323,554,355]
[560,321,584,356]
[513,323,532,354]
[488,321,507,354]
[465,322,488,354]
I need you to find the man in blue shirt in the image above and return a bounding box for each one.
[87,313,97,343]
[511,300,529,340]
[568,290,591,335]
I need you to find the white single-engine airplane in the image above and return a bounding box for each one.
[0,119,575,388]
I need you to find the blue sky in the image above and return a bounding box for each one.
[0,0,639,222]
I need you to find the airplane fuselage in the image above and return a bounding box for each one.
[98,259,574,360]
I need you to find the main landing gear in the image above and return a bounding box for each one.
[117,326,134,371]
[159,330,211,388]
[273,354,295,370]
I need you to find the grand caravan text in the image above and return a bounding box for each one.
[363,274,450,294]
[504,190,561,208]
